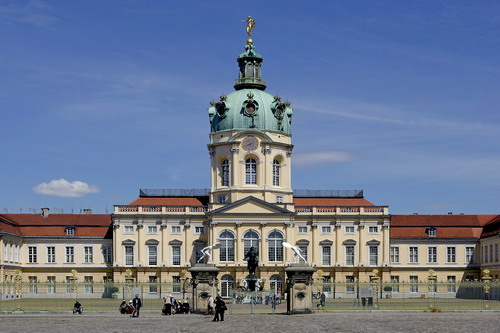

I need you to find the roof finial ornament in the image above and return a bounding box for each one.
[241,16,256,45]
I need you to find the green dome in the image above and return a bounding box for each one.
[208,43,293,135]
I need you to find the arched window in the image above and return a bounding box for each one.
[219,230,235,262]
[221,159,230,186]
[269,274,283,294]
[243,230,260,257]
[220,274,234,298]
[273,159,280,186]
[245,158,257,184]
[268,231,284,262]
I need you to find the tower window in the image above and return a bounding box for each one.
[273,160,280,186]
[245,158,257,184]
[221,159,230,186]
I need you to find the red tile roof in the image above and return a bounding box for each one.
[293,198,375,206]
[390,215,498,239]
[0,214,112,238]
[481,216,500,238]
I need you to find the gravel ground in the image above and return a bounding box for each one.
[0,311,498,333]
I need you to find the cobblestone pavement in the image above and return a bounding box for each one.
[0,311,498,333]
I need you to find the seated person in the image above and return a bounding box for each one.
[119,300,127,314]
[73,301,83,314]
[126,300,135,314]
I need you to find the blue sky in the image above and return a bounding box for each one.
[1,0,500,215]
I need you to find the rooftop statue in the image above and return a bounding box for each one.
[241,16,256,37]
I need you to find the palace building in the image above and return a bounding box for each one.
[1,33,499,300]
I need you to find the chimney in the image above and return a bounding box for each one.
[83,209,92,215]
[448,212,453,215]
[41,208,49,218]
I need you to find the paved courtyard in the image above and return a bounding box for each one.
[0,311,498,333]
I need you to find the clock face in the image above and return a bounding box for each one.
[242,136,259,151]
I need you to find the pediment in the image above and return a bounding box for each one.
[210,196,294,216]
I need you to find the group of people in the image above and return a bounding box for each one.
[119,294,142,317]
[162,295,190,315]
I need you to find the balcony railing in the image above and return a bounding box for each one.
[114,206,208,214]
[295,206,388,214]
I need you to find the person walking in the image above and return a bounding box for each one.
[212,296,226,322]
[206,295,214,315]
[131,294,142,317]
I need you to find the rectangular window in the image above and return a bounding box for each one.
[368,226,378,234]
[345,246,355,265]
[28,246,37,263]
[447,276,456,292]
[409,246,419,263]
[66,276,72,293]
[495,244,499,262]
[298,245,308,263]
[3,243,8,262]
[409,276,418,293]
[490,245,494,263]
[147,225,157,234]
[465,246,475,264]
[65,246,75,263]
[484,246,488,263]
[321,226,331,234]
[345,226,355,234]
[171,226,181,234]
[218,194,228,204]
[47,246,56,263]
[447,246,456,263]
[65,227,75,236]
[84,276,93,293]
[84,246,93,263]
[148,245,158,266]
[390,276,399,293]
[195,226,204,234]
[427,246,437,263]
[323,276,331,292]
[47,276,56,293]
[298,226,307,234]
[427,228,436,237]
[28,276,37,293]
[125,245,134,266]
[322,246,331,266]
[172,245,181,266]
[276,195,283,203]
[149,276,158,293]
[346,276,355,293]
[124,226,134,234]
[390,247,399,263]
[369,246,378,265]
[103,246,112,264]
[172,276,181,293]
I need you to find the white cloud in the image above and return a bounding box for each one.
[33,178,100,198]
[0,0,58,27]
[294,151,358,167]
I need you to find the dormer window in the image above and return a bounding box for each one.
[65,227,75,236]
[427,227,437,237]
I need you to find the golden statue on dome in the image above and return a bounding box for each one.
[241,16,256,44]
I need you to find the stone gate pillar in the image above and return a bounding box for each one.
[285,264,316,314]
[189,264,220,313]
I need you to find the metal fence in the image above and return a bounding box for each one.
[0,281,499,312]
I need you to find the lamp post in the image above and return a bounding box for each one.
[482,269,492,310]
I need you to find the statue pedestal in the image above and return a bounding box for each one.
[189,264,220,314]
[285,264,316,314]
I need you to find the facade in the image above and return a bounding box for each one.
[1,35,499,300]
